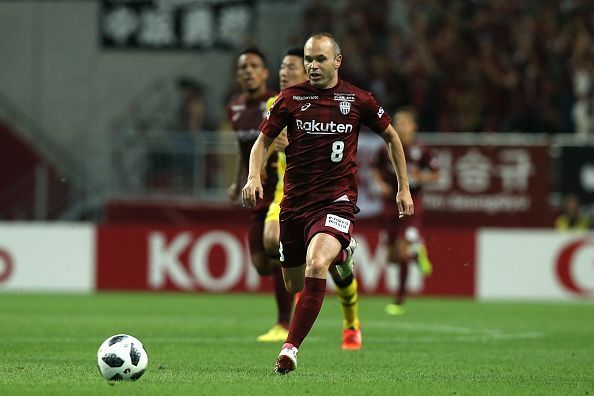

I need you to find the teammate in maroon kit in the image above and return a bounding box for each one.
[371,107,440,315]
[242,33,414,373]
[227,47,294,341]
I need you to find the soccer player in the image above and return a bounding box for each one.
[262,47,364,349]
[227,47,294,341]
[370,107,440,316]
[242,33,414,373]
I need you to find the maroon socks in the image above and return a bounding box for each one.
[285,277,326,348]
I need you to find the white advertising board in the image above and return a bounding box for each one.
[0,223,95,292]
[477,229,594,299]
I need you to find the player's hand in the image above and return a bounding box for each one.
[242,178,263,208]
[378,181,392,199]
[396,189,414,218]
[227,183,240,202]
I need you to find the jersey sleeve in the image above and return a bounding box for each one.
[360,92,391,134]
[259,92,290,139]
[265,96,277,112]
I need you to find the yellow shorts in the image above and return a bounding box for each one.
[265,151,286,223]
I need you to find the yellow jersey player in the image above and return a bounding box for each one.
[259,47,363,350]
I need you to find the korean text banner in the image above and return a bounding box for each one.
[100,0,255,50]
[422,145,551,227]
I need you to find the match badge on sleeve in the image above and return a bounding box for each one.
[325,214,350,233]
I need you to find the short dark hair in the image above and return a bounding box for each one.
[395,106,418,123]
[284,47,304,58]
[306,32,341,57]
[176,77,202,94]
[238,47,267,66]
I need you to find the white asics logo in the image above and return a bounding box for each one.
[301,103,311,111]
[296,119,353,134]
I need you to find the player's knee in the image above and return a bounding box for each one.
[284,277,303,294]
[389,251,407,264]
[389,240,409,263]
[251,253,272,276]
[306,256,330,278]
[263,234,279,257]
[262,222,280,257]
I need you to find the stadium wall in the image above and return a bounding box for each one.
[0,1,303,191]
[0,223,592,299]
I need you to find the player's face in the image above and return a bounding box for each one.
[236,53,269,94]
[304,37,342,89]
[394,112,417,145]
[279,55,307,90]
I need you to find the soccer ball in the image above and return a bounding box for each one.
[97,334,148,381]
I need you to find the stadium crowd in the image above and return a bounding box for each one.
[284,0,593,134]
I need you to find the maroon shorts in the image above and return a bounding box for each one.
[279,201,356,268]
[386,195,423,243]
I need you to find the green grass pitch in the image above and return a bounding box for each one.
[0,293,592,395]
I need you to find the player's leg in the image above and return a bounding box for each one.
[248,211,287,341]
[276,232,341,374]
[415,240,432,276]
[387,221,431,315]
[330,237,358,279]
[259,200,293,339]
[248,215,273,275]
[385,234,409,315]
[258,211,294,342]
[329,266,362,350]
[288,232,340,342]
[410,198,432,276]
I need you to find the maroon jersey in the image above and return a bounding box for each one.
[227,89,278,208]
[373,141,439,196]
[260,79,391,212]
[227,89,277,170]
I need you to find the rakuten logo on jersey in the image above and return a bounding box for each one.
[296,119,353,134]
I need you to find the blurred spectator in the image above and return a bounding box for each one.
[147,77,211,190]
[281,0,594,133]
[555,194,591,231]
[175,77,206,134]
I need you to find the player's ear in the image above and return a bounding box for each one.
[262,67,270,80]
[334,54,342,70]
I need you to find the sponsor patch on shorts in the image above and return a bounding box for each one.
[325,214,350,233]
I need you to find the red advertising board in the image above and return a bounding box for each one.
[97,221,475,296]
[422,144,552,227]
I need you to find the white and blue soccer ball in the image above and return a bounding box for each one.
[97,334,148,381]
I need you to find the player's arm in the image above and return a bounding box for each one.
[370,166,392,199]
[414,149,440,185]
[228,149,246,202]
[271,130,289,152]
[379,124,414,217]
[420,153,440,184]
[417,168,440,184]
[242,133,274,208]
